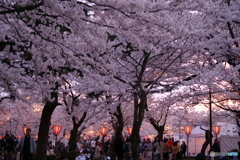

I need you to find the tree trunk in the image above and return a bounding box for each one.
[69,125,79,151]
[68,112,87,152]
[114,125,124,142]
[35,101,57,160]
[111,104,124,160]
[131,122,141,160]
[200,140,210,154]
[157,126,164,140]
[113,104,124,142]
[148,117,165,140]
[131,92,146,160]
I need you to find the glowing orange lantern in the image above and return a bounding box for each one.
[212,126,220,135]
[184,126,192,136]
[127,127,133,135]
[53,125,62,136]
[16,135,22,139]
[184,126,192,157]
[100,126,107,136]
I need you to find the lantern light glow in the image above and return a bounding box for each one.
[127,127,133,135]
[100,126,107,136]
[184,126,192,158]
[184,126,192,136]
[212,126,221,135]
[53,125,62,136]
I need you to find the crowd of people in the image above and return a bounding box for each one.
[86,136,187,160]
[58,136,177,160]
[0,132,186,160]
[139,137,187,160]
[1,130,239,160]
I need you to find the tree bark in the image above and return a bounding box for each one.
[111,104,124,160]
[69,124,79,151]
[148,118,165,140]
[112,104,124,142]
[35,100,58,160]
[131,92,146,160]
[35,84,59,160]
[200,140,210,154]
[68,112,87,151]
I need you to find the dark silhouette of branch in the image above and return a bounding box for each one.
[0,95,15,103]
[227,22,239,48]
[0,1,44,14]
[211,101,240,115]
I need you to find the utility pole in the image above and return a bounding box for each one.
[209,88,213,149]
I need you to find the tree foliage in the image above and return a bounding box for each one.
[1,0,240,159]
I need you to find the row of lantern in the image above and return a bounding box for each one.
[9,125,114,140]
[52,125,133,137]
[184,125,221,136]
[54,125,221,137]
[57,125,221,139]
[100,126,132,136]
[1,125,220,141]
[52,125,132,139]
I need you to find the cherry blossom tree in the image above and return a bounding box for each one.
[0,96,44,136]
[61,80,110,152]
[146,94,174,140]
[0,1,111,159]
[1,1,239,160]
[198,0,240,135]
[101,6,207,160]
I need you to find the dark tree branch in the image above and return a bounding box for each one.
[211,101,240,115]
[0,1,44,14]
[227,22,239,47]
[0,95,15,103]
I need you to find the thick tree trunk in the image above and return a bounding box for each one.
[35,101,57,160]
[113,104,124,142]
[68,112,87,152]
[69,125,79,151]
[114,125,124,142]
[157,126,164,140]
[131,92,146,160]
[200,140,210,154]
[148,118,165,140]
[111,104,124,160]
[131,122,141,160]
